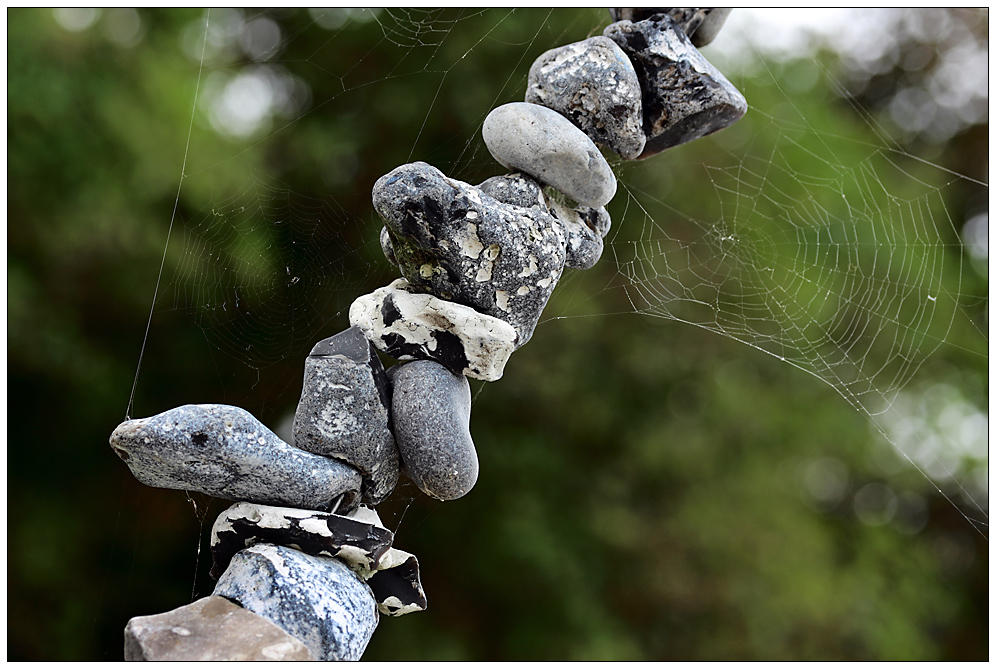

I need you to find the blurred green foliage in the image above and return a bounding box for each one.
[7,8,987,661]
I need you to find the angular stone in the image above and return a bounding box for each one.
[209,501,395,579]
[350,278,517,382]
[124,595,316,661]
[608,8,732,47]
[109,404,362,514]
[482,102,617,207]
[388,360,477,501]
[526,36,646,160]
[214,544,378,662]
[292,327,400,505]
[367,548,428,617]
[604,14,747,158]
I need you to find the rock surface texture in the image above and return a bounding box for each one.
[214,544,379,662]
[604,14,747,158]
[389,360,477,501]
[292,327,400,505]
[608,8,732,47]
[526,36,646,159]
[124,595,316,661]
[109,404,362,514]
[482,102,617,207]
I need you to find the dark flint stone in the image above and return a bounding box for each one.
[367,552,428,617]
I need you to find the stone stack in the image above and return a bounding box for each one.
[111,9,743,661]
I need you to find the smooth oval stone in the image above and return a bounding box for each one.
[482,102,617,207]
[388,360,478,501]
[109,404,362,514]
[213,544,378,662]
[526,36,646,159]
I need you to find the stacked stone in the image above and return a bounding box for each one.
[110,9,743,661]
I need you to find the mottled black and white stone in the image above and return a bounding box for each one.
[367,548,427,617]
[110,405,362,514]
[604,14,747,158]
[482,102,617,207]
[209,501,394,579]
[292,327,400,505]
[350,279,517,382]
[124,596,316,661]
[526,36,646,160]
[213,544,378,662]
[388,360,477,501]
[608,8,732,47]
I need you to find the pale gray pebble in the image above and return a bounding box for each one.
[292,327,400,505]
[109,404,362,514]
[604,14,747,158]
[213,544,379,662]
[482,102,617,208]
[124,595,316,661]
[350,278,517,382]
[608,8,731,47]
[388,360,478,502]
[526,36,646,160]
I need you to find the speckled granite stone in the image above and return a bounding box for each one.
[213,544,378,662]
[604,14,747,158]
[292,327,400,505]
[526,36,646,159]
[388,360,477,501]
[124,595,316,661]
[350,278,517,382]
[109,404,362,514]
[482,102,617,207]
[608,8,732,47]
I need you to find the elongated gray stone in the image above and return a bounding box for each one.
[292,327,400,505]
[109,404,361,514]
[388,360,477,501]
[124,595,316,661]
[608,8,732,47]
[482,102,617,207]
[526,36,646,159]
[604,14,747,158]
[214,544,378,662]
[350,278,517,382]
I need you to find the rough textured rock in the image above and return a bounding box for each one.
[373,163,601,347]
[124,595,316,661]
[482,102,617,207]
[526,36,646,159]
[388,360,477,501]
[109,404,362,514]
[548,199,604,270]
[292,327,400,504]
[209,501,394,579]
[367,548,428,617]
[608,8,732,47]
[350,278,517,382]
[604,14,747,158]
[214,544,379,662]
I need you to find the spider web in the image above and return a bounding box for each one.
[132,8,987,536]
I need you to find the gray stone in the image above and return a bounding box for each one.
[349,278,517,382]
[604,14,747,158]
[388,360,477,501]
[292,327,400,505]
[579,204,612,239]
[124,595,316,661]
[608,9,732,47]
[548,199,604,270]
[213,544,379,662]
[526,36,646,160]
[482,102,617,207]
[109,404,362,514]
[380,225,400,269]
[477,171,550,212]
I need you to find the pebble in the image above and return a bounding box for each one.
[349,278,517,382]
[477,171,549,212]
[388,360,477,501]
[109,404,362,514]
[482,102,617,207]
[608,8,732,47]
[292,327,400,505]
[367,548,428,617]
[548,199,604,270]
[380,225,400,269]
[213,544,379,662]
[604,14,747,158]
[526,36,646,159]
[124,595,316,661]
